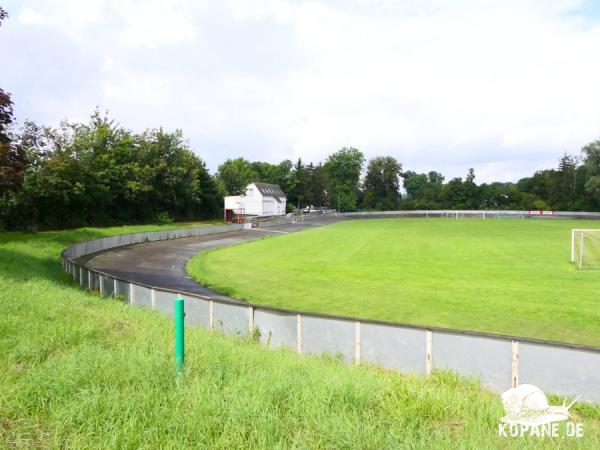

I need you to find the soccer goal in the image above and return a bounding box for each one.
[571,229,600,269]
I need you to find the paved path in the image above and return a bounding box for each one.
[80,216,341,303]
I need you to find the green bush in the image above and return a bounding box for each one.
[153,211,174,225]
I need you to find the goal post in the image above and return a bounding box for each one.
[571,229,600,269]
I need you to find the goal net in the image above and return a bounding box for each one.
[571,229,600,269]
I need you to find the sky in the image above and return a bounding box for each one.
[1,0,600,183]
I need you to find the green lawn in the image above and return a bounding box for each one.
[1,223,598,448]
[189,218,600,346]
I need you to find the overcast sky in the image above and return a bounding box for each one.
[2,0,600,182]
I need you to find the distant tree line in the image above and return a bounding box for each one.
[3,106,600,230]
[216,146,600,214]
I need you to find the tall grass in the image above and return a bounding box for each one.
[1,225,598,448]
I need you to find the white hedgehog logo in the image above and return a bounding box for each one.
[500,384,577,427]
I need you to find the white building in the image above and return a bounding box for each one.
[224,182,286,219]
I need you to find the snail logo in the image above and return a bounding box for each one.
[498,384,583,438]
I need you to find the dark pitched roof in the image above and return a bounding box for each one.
[253,182,285,198]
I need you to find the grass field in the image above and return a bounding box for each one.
[189,218,600,346]
[1,223,599,448]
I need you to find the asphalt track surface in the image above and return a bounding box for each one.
[80,216,342,304]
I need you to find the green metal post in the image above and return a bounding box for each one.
[175,296,185,372]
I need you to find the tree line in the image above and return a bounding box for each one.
[216,147,600,214]
[3,108,600,230]
[0,111,220,230]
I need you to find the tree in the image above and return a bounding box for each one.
[402,170,443,209]
[479,182,527,209]
[250,160,292,187]
[463,168,479,208]
[0,88,12,143]
[0,8,27,201]
[0,8,11,145]
[248,159,294,195]
[272,159,294,195]
[363,156,402,210]
[513,151,591,211]
[285,158,306,208]
[441,177,466,208]
[553,154,579,209]
[428,171,444,184]
[250,161,276,182]
[0,91,27,200]
[324,147,364,211]
[309,163,328,207]
[3,111,221,230]
[216,158,257,195]
[403,171,428,199]
[582,140,600,209]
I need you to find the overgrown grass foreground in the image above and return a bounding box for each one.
[190,218,600,346]
[1,225,599,448]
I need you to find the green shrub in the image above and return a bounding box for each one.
[153,211,174,225]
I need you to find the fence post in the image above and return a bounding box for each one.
[88,271,92,291]
[354,320,361,366]
[296,313,302,354]
[248,306,254,335]
[99,274,104,296]
[129,283,135,305]
[579,232,584,269]
[79,266,84,287]
[113,278,117,298]
[511,340,519,388]
[151,288,156,309]
[209,299,215,331]
[175,296,185,372]
[425,329,433,376]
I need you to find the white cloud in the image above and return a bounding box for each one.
[4,0,600,181]
[112,0,198,47]
[18,0,107,41]
[99,59,172,111]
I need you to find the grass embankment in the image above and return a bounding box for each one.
[189,218,600,346]
[1,224,599,448]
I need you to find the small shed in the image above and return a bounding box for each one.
[224,182,287,221]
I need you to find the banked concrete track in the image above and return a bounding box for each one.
[79,216,342,302]
[79,209,600,296]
